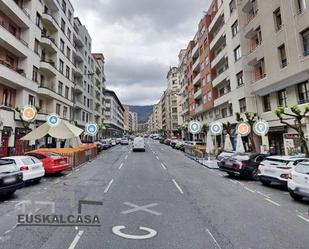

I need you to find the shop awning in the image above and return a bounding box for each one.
[21,120,84,140]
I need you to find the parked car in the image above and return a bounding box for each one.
[163,138,171,145]
[159,137,165,144]
[216,151,235,168]
[0,159,23,196]
[170,140,178,148]
[94,141,104,152]
[175,141,185,151]
[258,155,308,186]
[219,153,268,180]
[133,137,145,152]
[100,140,111,150]
[116,138,122,144]
[26,151,70,174]
[120,138,129,145]
[288,161,309,201]
[3,156,45,183]
[111,139,117,146]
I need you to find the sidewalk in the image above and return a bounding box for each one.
[185,154,219,169]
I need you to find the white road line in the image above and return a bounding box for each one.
[68,230,84,249]
[104,179,114,193]
[160,163,167,170]
[124,155,128,160]
[66,173,72,177]
[206,229,222,249]
[172,179,184,194]
[244,186,255,193]
[156,156,160,160]
[256,191,270,198]
[265,198,280,207]
[297,215,309,223]
[229,179,237,184]
[118,163,124,170]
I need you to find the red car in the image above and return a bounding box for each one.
[26,151,70,173]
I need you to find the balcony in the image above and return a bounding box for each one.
[0,24,28,58]
[72,67,83,78]
[193,73,201,86]
[0,0,31,29]
[44,0,59,11]
[211,47,227,69]
[73,49,83,62]
[194,88,202,100]
[192,58,200,72]
[38,84,73,106]
[209,3,224,33]
[212,69,229,87]
[214,91,232,107]
[192,43,199,59]
[74,82,83,93]
[73,33,84,48]
[40,35,57,54]
[194,104,204,114]
[0,62,35,91]
[40,59,57,76]
[210,27,225,50]
[42,12,58,33]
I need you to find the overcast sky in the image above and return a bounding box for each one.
[72,0,210,105]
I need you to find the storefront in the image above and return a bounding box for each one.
[267,126,286,155]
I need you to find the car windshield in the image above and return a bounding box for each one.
[295,164,309,174]
[0,159,17,173]
[21,158,35,165]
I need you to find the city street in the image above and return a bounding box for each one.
[0,140,308,249]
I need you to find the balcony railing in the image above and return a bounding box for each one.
[0,21,28,47]
[0,59,25,76]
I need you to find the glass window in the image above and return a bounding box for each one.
[32,66,38,82]
[63,106,68,119]
[278,44,287,68]
[56,103,61,115]
[61,18,66,32]
[60,39,64,52]
[231,20,238,37]
[36,12,41,27]
[263,94,271,112]
[277,89,287,107]
[236,71,244,86]
[28,95,35,106]
[62,0,66,13]
[273,8,282,31]
[301,28,309,56]
[59,59,64,73]
[66,65,70,78]
[234,45,241,61]
[34,39,39,54]
[58,81,63,95]
[67,47,71,60]
[297,81,309,103]
[297,0,306,12]
[239,98,246,113]
[229,0,236,13]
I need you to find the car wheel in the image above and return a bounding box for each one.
[34,177,42,184]
[251,169,259,180]
[260,179,271,186]
[289,190,303,201]
[227,172,235,177]
[6,190,16,197]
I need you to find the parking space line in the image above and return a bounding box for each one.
[156,156,160,160]
[68,230,84,249]
[244,186,255,193]
[229,179,237,184]
[124,155,128,160]
[256,191,270,198]
[297,215,309,223]
[118,163,124,170]
[206,229,222,249]
[265,198,280,207]
[160,163,167,170]
[104,179,114,193]
[172,179,184,194]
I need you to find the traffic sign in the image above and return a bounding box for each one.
[188,121,201,134]
[47,114,60,127]
[86,123,98,136]
[210,121,223,135]
[253,120,269,136]
[237,122,251,136]
[21,106,37,122]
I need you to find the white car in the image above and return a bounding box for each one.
[133,137,145,152]
[111,139,116,146]
[258,155,307,186]
[288,161,309,201]
[3,156,45,183]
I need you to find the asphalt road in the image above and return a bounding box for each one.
[0,140,308,249]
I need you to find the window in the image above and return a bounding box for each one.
[58,82,63,95]
[263,95,271,112]
[254,58,266,81]
[28,95,35,106]
[67,47,71,60]
[56,103,61,115]
[34,39,39,54]
[236,71,244,86]
[61,18,66,32]
[62,0,66,13]
[278,44,287,68]
[67,28,71,40]
[231,20,239,37]
[301,28,309,56]
[65,86,69,99]
[229,0,236,13]
[66,65,70,78]
[36,12,41,27]
[60,39,65,52]
[221,108,228,118]
[2,88,13,107]
[59,59,64,73]
[296,0,306,13]
[234,45,241,61]
[32,66,38,82]
[277,89,287,107]
[239,98,246,113]
[82,111,85,121]
[297,81,309,103]
[68,10,72,22]
[273,8,282,31]
[63,106,68,119]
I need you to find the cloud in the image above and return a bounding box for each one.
[71,0,211,105]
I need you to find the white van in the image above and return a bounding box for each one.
[133,137,145,152]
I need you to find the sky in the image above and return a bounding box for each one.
[72,0,211,105]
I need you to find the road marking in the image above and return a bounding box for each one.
[244,186,255,193]
[118,163,124,170]
[104,179,114,193]
[122,202,162,216]
[124,155,128,160]
[217,173,224,176]
[265,198,280,207]
[160,163,167,170]
[112,226,157,240]
[66,173,72,177]
[256,191,270,198]
[75,169,80,172]
[206,229,222,249]
[297,215,309,223]
[68,230,84,249]
[172,179,184,194]
[156,156,160,160]
[229,179,237,184]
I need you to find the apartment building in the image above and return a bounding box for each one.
[0,0,107,156]
[131,111,138,132]
[104,89,124,136]
[147,102,162,133]
[237,0,309,154]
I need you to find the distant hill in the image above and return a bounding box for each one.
[129,105,154,123]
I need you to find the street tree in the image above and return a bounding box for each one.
[275,105,309,157]
[201,124,209,143]
[236,112,258,152]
